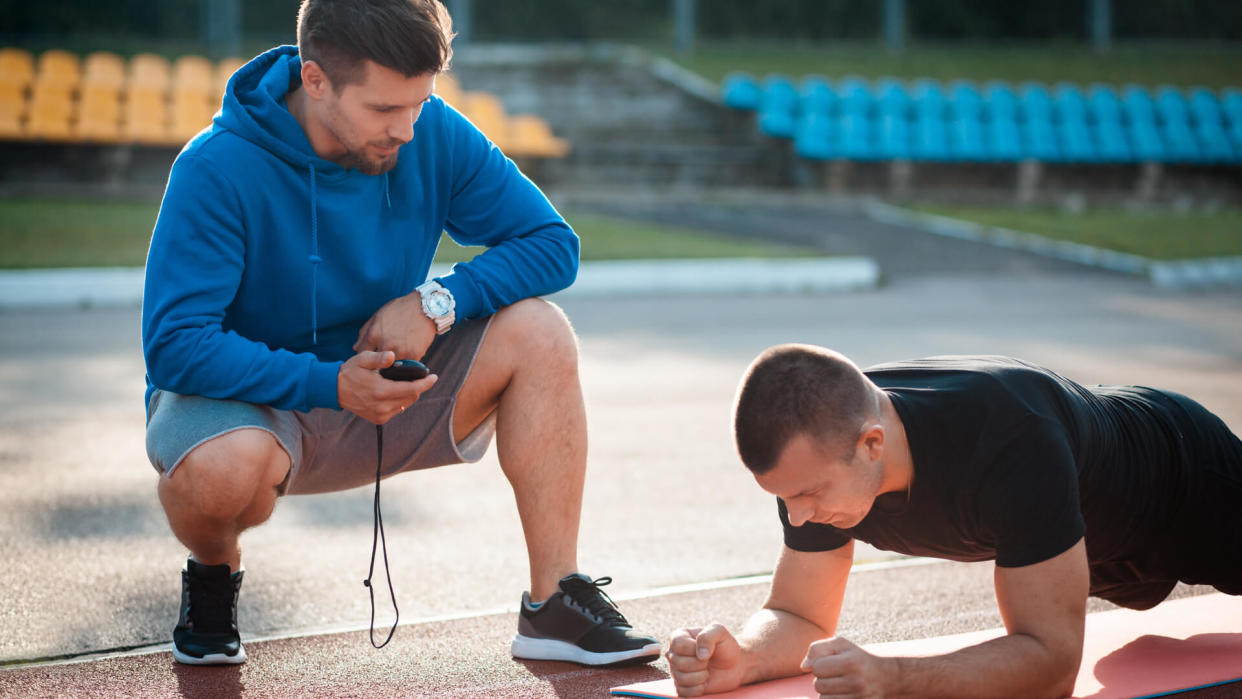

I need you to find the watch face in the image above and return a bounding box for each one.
[426,292,453,317]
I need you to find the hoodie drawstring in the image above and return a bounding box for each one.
[308,162,322,346]
[383,172,391,209]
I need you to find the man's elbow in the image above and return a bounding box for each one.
[1038,640,1082,698]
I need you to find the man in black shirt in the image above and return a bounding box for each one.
[667,344,1241,698]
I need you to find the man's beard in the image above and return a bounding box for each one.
[338,145,400,175]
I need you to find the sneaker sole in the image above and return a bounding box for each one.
[171,644,247,665]
[510,634,661,666]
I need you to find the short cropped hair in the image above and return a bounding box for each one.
[297,0,454,89]
[733,344,879,475]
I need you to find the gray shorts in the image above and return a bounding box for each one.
[145,316,495,495]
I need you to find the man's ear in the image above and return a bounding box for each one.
[301,59,331,100]
[858,423,885,461]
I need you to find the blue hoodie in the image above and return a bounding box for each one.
[142,46,579,413]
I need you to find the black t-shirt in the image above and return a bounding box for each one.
[779,356,1205,575]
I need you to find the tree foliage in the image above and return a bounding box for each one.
[1,0,1237,42]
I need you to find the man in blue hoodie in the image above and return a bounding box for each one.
[142,0,659,668]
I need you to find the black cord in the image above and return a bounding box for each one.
[363,423,399,648]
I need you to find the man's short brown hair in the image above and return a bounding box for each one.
[297,0,454,89]
[733,344,879,474]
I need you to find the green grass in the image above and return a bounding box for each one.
[0,197,820,269]
[913,204,1242,260]
[655,41,1242,88]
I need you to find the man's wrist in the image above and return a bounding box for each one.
[882,655,906,695]
[415,279,455,335]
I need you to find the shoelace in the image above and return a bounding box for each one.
[188,572,236,633]
[363,424,399,648]
[561,575,628,626]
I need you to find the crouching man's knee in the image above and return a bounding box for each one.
[493,298,579,366]
[158,428,289,523]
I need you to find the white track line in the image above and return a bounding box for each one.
[5,557,941,670]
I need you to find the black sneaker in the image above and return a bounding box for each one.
[171,558,246,665]
[511,573,661,666]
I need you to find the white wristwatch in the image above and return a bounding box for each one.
[415,279,455,335]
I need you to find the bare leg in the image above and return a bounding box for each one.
[453,299,586,602]
[157,428,291,572]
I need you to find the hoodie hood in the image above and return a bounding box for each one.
[215,45,348,176]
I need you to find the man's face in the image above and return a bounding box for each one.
[755,432,883,530]
[317,61,435,175]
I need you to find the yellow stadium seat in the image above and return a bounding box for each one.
[28,82,73,120]
[173,55,214,93]
[508,114,570,159]
[123,84,170,145]
[434,73,463,107]
[0,48,35,89]
[35,49,80,90]
[82,51,126,89]
[170,86,215,141]
[75,83,122,142]
[0,111,22,139]
[129,53,171,90]
[0,83,24,118]
[460,91,509,150]
[214,57,245,99]
[0,80,23,138]
[25,98,74,141]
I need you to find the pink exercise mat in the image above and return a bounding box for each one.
[612,593,1242,699]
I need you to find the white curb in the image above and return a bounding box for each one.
[0,257,879,310]
[863,200,1242,289]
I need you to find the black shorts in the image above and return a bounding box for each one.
[1090,390,1242,609]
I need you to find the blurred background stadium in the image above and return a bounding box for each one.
[1,0,1239,268]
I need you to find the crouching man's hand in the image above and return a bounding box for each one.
[338,350,438,425]
[802,636,894,699]
[667,623,745,697]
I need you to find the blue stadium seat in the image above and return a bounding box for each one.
[911,78,946,121]
[794,111,834,160]
[874,78,910,118]
[983,81,1019,123]
[949,80,983,121]
[1195,120,1237,163]
[1121,85,1156,126]
[1059,117,1098,162]
[1187,87,1224,130]
[1230,120,1242,155]
[837,75,871,117]
[1054,82,1089,124]
[800,75,835,117]
[1223,88,1242,126]
[758,109,797,139]
[757,75,799,138]
[950,116,988,160]
[1127,120,1166,161]
[722,72,762,111]
[1019,82,1054,126]
[1091,120,1131,162]
[761,75,799,113]
[912,115,950,161]
[1155,86,1190,128]
[1162,118,1203,162]
[837,112,874,159]
[1087,84,1122,125]
[1223,89,1242,152]
[986,116,1023,161]
[1022,115,1060,161]
[876,113,911,159]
